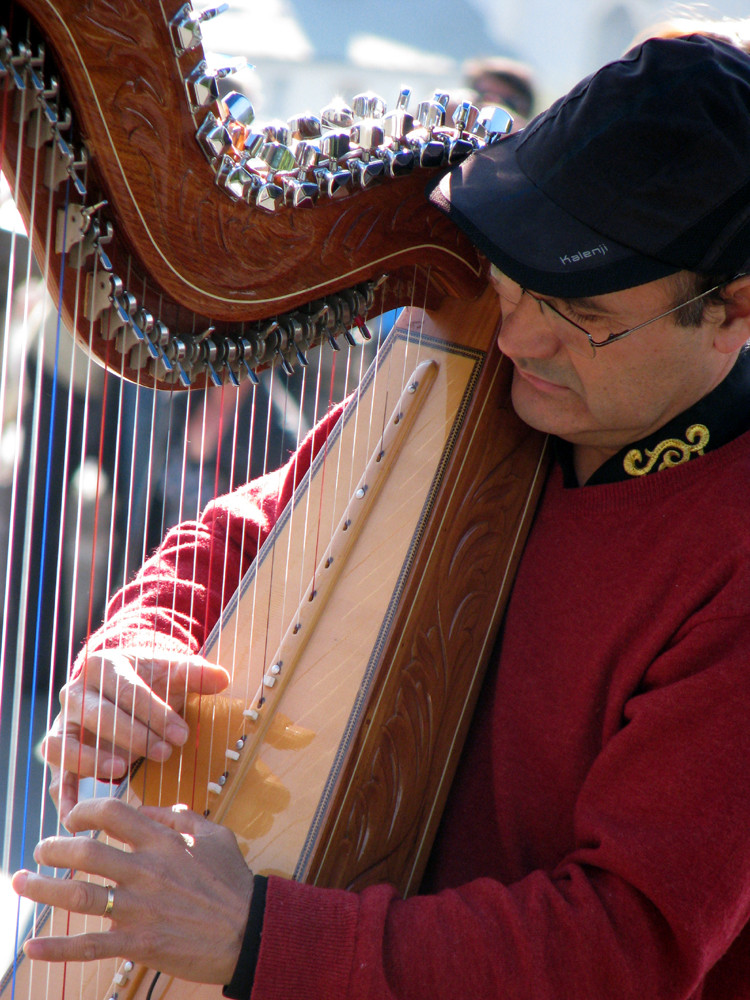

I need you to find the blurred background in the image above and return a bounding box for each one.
[198,0,750,122]
[2,0,749,970]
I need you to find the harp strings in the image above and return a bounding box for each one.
[1,82,72,886]
[1,81,424,994]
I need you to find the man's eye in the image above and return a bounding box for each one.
[564,306,602,326]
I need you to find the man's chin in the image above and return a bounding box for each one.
[510,371,578,437]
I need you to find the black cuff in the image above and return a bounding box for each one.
[223,875,268,1000]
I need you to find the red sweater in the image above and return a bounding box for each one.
[83,422,750,1000]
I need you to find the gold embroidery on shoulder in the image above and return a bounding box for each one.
[623,424,710,477]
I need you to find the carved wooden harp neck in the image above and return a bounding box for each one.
[0,0,512,390]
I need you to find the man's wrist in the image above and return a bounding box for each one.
[223,875,268,1000]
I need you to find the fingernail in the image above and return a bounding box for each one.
[102,757,127,778]
[166,723,189,746]
[148,740,173,762]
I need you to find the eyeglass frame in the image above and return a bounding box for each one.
[492,268,741,353]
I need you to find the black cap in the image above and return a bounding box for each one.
[428,34,750,297]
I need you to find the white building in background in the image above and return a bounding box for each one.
[201,0,750,123]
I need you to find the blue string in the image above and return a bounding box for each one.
[11,176,72,994]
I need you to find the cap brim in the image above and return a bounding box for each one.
[427,134,679,298]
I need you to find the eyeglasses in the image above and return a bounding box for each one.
[490,267,732,359]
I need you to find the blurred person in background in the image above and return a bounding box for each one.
[462,55,537,128]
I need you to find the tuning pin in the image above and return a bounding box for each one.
[295,140,321,170]
[221,90,255,127]
[475,105,514,141]
[170,3,229,54]
[416,100,446,132]
[196,112,232,159]
[186,61,239,110]
[255,181,284,212]
[259,141,296,173]
[314,167,352,199]
[262,120,291,145]
[432,91,450,110]
[352,91,387,121]
[410,137,445,168]
[216,156,262,202]
[452,100,480,134]
[319,131,351,162]
[447,137,475,164]
[349,157,385,188]
[321,100,354,129]
[379,145,415,177]
[350,121,385,150]
[242,131,266,158]
[288,113,322,141]
[383,108,414,143]
[282,177,318,208]
[396,87,412,111]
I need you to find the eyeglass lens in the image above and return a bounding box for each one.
[491,270,596,358]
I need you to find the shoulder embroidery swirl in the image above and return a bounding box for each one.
[623,424,710,477]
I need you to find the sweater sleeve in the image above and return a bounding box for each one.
[72,407,343,673]
[252,604,750,1000]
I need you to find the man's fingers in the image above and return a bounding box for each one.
[43,731,129,781]
[100,649,230,702]
[12,869,118,922]
[82,687,187,758]
[47,765,83,827]
[54,685,185,765]
[32,829,133,884]
[86,661,189,745]
[63,796,177,851]
[168,656,230,698]
[22,923,130,965]
[139,803,214,839]
[72,651,228,743]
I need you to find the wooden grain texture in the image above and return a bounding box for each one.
[308,295,548,894]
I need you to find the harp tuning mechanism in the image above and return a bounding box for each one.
[475,105,514,142]
[202,68,515,213]
[187,59,246,112]
[170,2,230,55]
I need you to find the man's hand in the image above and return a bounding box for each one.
[44,650,230,823]
[12,798,253,985]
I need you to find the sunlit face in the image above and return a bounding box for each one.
[490,268,736,481]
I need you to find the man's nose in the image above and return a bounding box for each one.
[496,295,562,361]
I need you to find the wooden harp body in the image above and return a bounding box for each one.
[0,2,548,997]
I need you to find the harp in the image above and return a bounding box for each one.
[0,1,547,997]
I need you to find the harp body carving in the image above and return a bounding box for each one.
[0,2,548,998]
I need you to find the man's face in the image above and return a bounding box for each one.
[491,271,735,479]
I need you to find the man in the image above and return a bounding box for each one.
[12,32,750,1000]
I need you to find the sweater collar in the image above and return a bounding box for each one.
[555,348,750,487]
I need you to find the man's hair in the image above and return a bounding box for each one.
[671,271,736,327]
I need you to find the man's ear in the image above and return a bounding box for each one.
[715,274,750,354]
